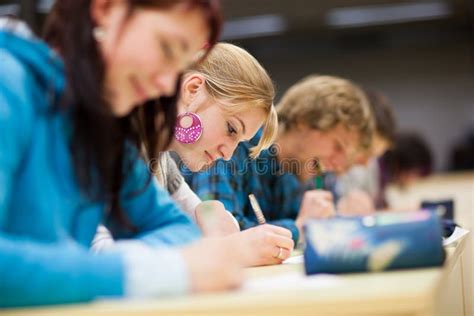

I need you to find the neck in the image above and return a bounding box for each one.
[167,139,181,156]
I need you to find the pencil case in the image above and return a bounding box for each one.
[303,211,445,274]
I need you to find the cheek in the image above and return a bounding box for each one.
[201,120,225,146]
[314,141,332,158]
[111,28,161,72]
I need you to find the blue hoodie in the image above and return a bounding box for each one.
[0,25,200,307]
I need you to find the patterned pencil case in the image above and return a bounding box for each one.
[304,211,445,274]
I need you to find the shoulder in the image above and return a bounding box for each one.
[0,43,43,125]
[0,47,34,98]
[161,152,183,194]
[0,49,37,139]
[0,29,64,115]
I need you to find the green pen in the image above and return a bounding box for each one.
[314,175,323,189]
[314,159,323,189]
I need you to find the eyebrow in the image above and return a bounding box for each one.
[235,116,246,135]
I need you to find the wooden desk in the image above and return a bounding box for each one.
[4,237,468,316]
[386,171,473,316]
[5,172,471,315]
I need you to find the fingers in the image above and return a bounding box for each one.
[337,190,376,216]
[300,190,336,219]
[261,224,293,239]
[272,246,292,261]
[240,225,295,266]
[266,232,294,252]
[262,230,294,264]
[303,190,333,202]
[316,199,336,218]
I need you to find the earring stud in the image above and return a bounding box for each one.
[92,27,106,42]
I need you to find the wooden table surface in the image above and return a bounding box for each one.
[5,171,472,316]
[4,237,468,316]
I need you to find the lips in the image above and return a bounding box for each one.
[205,151,215,163]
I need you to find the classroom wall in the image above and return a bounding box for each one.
[240,29,474,171]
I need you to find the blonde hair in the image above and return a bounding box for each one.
[186,42,277,158]
[277,75,374,150]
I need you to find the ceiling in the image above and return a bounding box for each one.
[0,0,471,40]
[220,0,472,38]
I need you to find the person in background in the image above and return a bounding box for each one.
[0,0,251,308]
[381,132,433,188]
[93,43,294,266]
[449,127,474,171]
[335,89,397,214]
[380,132,433,210]
[180,75,374,245]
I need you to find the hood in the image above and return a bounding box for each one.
[0,19,64,100]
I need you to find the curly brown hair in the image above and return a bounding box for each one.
[277,75,374,150]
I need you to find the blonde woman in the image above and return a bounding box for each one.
[184,75,375,245]
[94,43,294,267]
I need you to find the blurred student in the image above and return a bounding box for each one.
[449,128,474,171]
[335,89,396,214]
[180,75,374,244]
[93,43,294,266]
[0,0,252,308]
[382,132,433,188]
[381,132,433,209]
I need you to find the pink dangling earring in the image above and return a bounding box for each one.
[174,112,203,144]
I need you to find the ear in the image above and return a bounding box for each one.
[90,0,116,28]
[180,74,206,111]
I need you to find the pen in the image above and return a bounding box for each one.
[314,175,323,190]
[248,194,266,225]
[313,159,323,189]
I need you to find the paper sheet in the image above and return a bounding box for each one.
[283,254,304,264]
[443,227,470,246]
[242,271,342,292]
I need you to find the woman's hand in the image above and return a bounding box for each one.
[225,224,294,267]
[181,238,244,293]
[295,190,336,242]
[195,201,240,237]
[337,189,376,216]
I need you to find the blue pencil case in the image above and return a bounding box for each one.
[304,211,445,274]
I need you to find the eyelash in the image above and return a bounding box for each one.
[160,40,174,61]
[227,122,237,136]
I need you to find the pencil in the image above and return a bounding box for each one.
[248,194,266,225]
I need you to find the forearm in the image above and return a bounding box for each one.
[0,233,195,308]
[0,234,124,307]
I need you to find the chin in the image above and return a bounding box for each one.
[186,161,207,173]
[110,101,134,117]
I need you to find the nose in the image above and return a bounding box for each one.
[154,70,179,97]
[329,153,347,173]
[218,139,239,161]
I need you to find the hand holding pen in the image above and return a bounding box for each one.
[295,190,336,244]
[246,194,294,263]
